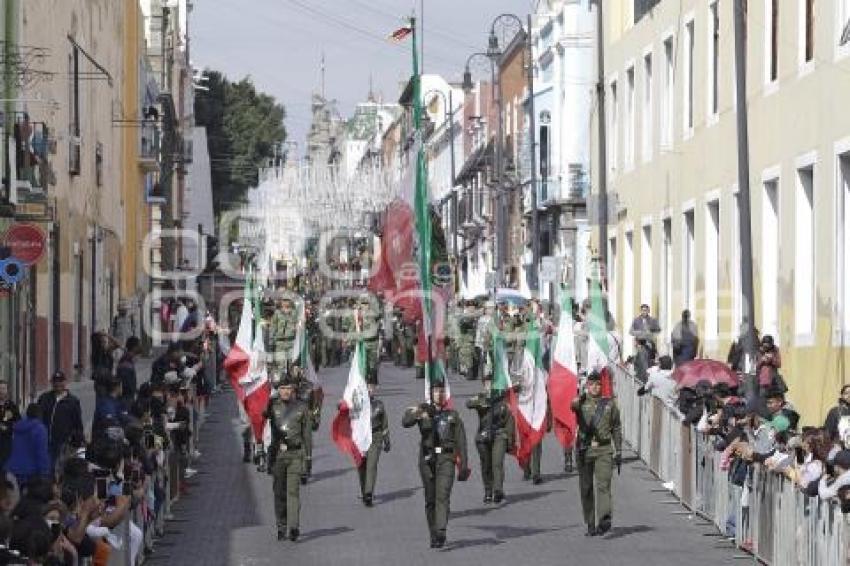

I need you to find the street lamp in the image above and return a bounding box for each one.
[476,13,538,292]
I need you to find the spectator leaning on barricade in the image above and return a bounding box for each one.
[824,385,850,443]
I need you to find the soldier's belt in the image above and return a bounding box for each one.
[279,442,302,452]
[431,447,454,455]
[589,439,611,448]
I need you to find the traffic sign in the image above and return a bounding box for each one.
[540,256,558,282]
[2,222,46,265]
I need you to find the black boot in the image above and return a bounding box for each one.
[363,494,373,507]
[434,533,446,549]
[289,528,300,542]
[493,491,504,504]
[585,525,598,537]
[597,519,612,536]
[277,528,286,541]
[483,491,493,504]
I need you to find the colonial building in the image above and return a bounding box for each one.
[592,0,850,422]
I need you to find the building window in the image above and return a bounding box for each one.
[795,162,815,337]
[625,66,636,170]
[608,236,618,322]
[640,224,652,308]
[635,0,662,24]
[609,79,619,175]
[838,152,850,336]
[662,36,675,148]
[804,0,815,64]
[624,230,635,352]
[762,177,780,338]
[705,200,720,340]
[684,19,695,135]
[683,209,696,313]
[766,0,779,84]
[642,51,653,161]
[709,2,720,118]
[662,217,673,334]
[838,0,850,54]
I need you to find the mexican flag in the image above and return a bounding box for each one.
[222,277,253,403]
[331,341,372,466]
[587,277,613,398]
[243,294,271,441]
[491,328,513,393]
[292,302,319,388]
[548,289,579,449]
[509,318,549,468]
[222,273,270,441]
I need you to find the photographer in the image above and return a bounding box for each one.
[756,335,783,395]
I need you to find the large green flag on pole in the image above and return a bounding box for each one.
[410,18,435,386]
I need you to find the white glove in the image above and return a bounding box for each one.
[164,371,179,384]
[183,367,197,379]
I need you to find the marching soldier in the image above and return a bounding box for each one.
[266,371,311,542]
[572,370,623,537]
[466,377,513,504]
[402,379,470,548]
[358,297,381,385]
[292,364,321,484]
[359,380,390,507]
[457,301,478,380]
[270,297,298,372]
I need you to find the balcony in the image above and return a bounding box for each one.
[139,124,160,172]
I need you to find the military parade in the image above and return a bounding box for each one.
[220,263,623,551]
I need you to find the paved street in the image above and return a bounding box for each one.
[149,362,739,566]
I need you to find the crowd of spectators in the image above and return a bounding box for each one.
[0,303,222,565]
[631,324,850,545]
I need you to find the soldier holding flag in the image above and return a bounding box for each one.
[402,379,470,548]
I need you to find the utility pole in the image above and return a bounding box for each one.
[733,0,758,380]
[594,0,608,274]
[448,90,458,259]
[494,59,505,287]
[527,14,539,293]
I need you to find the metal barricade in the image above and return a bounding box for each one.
[612,364,849,566]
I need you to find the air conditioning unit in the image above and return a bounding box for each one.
[69,137,81,175]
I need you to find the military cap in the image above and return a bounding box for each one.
[586,370,602,382]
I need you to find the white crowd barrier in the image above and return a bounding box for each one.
[612,364,849,565]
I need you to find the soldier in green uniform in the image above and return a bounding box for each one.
[359,380,390,507]
[402,380,470,548]
[270,297,298,373]
[457,301,478,380]
[358,297,381,385]
[266,371,311,541]
[466,377,514,503]
[292,364,321,484]
[572,371,623,537]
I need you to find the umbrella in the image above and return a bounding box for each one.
[671,359,740,389]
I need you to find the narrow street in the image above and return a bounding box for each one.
[151,362,737,566]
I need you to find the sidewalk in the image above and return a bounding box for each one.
[68,349,162,434]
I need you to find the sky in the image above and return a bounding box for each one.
[192,0,536,153]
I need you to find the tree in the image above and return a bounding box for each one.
[194,71,287,217]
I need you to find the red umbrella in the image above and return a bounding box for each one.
[671,359,740,389]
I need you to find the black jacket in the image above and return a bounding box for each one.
[825,400,850,441]
[36,390,84,454]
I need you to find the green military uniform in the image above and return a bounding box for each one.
[270,302,298,371]
[402,393,470,548]
[294,369,321,483]
[466,388,513,503]
[359,393,390,506]
[457,309,477,380]
[358,304,381,384]
[573,378,623,536]
[267,377,311,541]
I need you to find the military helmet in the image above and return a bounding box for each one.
[586,370,603,382]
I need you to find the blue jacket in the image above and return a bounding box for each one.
[6,417,51,481]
